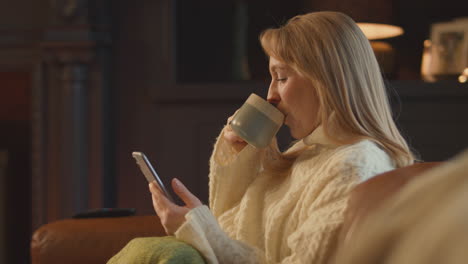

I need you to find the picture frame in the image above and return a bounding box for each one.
[430,19,468,76]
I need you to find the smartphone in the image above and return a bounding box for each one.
[132,151,175,203]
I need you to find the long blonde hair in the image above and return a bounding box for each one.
[260,11,414,168]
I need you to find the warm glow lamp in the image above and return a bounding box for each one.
[357,23,404,77]
[357,23,404,40]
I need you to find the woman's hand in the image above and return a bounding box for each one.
[224,114,248,152]
[149,178,202,235]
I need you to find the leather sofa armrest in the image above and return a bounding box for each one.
[31,215,165,264]
[339,162,441,245]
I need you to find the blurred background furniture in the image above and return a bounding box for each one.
[30,162,441,264]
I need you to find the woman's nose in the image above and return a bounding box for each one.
[267,84,280,107]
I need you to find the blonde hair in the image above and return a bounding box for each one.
[260,11,414,168]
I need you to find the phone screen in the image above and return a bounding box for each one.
[132,151,176,203]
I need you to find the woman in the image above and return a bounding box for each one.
[149,11,414,264]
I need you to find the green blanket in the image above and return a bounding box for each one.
[107,236,206,264]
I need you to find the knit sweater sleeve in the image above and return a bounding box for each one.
[175,205,260,264]
[175,162,358,264]
[208,127,262,218]
[174,127,263,264]
[175,141,393,264]
[174,201,348,264]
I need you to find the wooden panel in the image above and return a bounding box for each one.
[0,121,31,264]
[32,45,112,224]
[0,69,32,264]
[305,0,394,23]
[0,150,6,264]
[30,0,115,230]
[0,71,31,120]
[0,5,43,263]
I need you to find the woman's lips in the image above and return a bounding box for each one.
[277,109,288,125]
[275,106,288,125]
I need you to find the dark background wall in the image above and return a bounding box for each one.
[0,1,49,263]
[0,0,466,263]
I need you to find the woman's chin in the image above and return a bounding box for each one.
[289,126,314,140]
[289,127,301,140]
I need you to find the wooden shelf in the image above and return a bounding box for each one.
[388,80,468,98]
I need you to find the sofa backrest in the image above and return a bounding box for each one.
[339,162,441,245]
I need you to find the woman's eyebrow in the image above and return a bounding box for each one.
[270,65,287,72]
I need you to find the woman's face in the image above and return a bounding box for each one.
[267,57,320,139]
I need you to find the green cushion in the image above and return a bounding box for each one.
[107,236,206,264]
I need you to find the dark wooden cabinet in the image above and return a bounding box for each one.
[388,80,468,161]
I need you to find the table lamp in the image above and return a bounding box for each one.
[357,23,404,77]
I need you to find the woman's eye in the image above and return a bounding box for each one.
[276,78,287,82]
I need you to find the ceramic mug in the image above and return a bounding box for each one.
[230,93,284,148]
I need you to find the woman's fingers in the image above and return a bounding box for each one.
[149,181,192,235]
[227,115,234,124]
[224,130,248,152]
[149,182,173,211]
[224,113,248,152]
[172,178,202,209]
[224,129,244,143]
[226,110,239,125]
[149,181,162,197]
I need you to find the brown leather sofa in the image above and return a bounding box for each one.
[30,162,440,264]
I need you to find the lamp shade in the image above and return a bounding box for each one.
[357,23,404,40]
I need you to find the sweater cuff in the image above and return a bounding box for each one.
[177,206,263,264]
[185,205,221,231]
[174,205,220,264]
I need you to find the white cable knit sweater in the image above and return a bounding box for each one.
[175,126,394,264]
